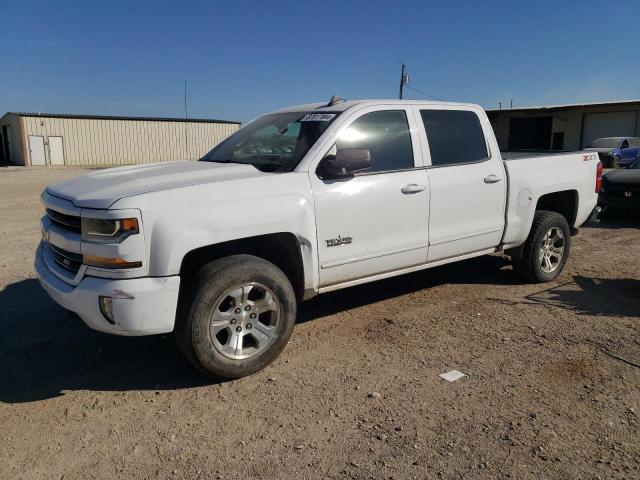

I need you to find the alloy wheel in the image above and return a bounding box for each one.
[209,282,281,360]
[538,227,565,273]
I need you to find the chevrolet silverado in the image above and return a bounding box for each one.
[36,98,602,378]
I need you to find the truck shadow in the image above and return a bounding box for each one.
[524,275,639,317]
[0,279,213,404]
[3,256,633,403]
[587,214,640,230]
[0,255,514,403]
[299,254,517,322]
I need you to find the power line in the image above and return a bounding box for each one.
[405,84,445,101]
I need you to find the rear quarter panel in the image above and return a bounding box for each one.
[502,152,599,247]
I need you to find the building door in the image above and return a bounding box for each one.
[28,136,46,166]
[581,111,637,148]
[508,117,553,150]
[49,137,65,165]
[552,132,565,150]
[3,126,12,163]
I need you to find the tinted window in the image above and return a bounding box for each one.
[620,140,629,149]
[420,110,488,166]
[336,110,414,172]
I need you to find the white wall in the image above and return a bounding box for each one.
[20,116,239,166]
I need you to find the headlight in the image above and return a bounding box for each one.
[81,217,139,243]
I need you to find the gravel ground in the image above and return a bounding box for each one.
[1,167,639,480]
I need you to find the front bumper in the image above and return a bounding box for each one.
[35,243,180,336]
[598,192,640,210]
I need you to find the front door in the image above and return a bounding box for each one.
[416,108,506,262]
[28,136,46,166]
[310,107,429,287]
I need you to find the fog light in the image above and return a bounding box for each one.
[99,296,115,324]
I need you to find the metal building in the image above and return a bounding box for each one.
[487,100,640,152]
[0,112,240,166]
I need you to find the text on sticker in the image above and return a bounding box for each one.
[300,113,336,122]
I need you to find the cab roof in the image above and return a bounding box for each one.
[269,99,483,114]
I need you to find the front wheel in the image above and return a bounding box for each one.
[176,255,296,379]
[511,211,571,283]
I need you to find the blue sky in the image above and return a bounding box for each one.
[1,0,639,122]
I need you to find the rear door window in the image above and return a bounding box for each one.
[420,110,488,166]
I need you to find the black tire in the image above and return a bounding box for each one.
[175,254,296,379]
[612,156,620,169]
[511,210,571,283]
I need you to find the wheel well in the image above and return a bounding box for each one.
[535,190,578,227]
[180,233,305,301]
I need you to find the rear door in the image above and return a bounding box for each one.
[415,107,506,262]
[310,106,429,287]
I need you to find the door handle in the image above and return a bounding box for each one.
[401,184,426,194]
[484,175,502,184]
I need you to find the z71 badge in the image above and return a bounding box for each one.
[325,235,353,247]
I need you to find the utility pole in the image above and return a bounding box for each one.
[184,80,189,159]
[399,63,408,99]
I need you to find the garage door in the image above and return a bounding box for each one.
[508,117,552,151]
[582,111,637,148]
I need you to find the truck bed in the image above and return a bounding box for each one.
[502,150,583,160]
[500,149,600,247]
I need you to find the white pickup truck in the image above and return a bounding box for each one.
[36,98,602,378]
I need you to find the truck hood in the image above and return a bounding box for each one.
[46,161,265,209]
[583,147,615,154]
[602,169,640,186]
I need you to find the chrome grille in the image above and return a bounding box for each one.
[48,243,83,273]
[46,208,81,233]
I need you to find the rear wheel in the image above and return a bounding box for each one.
[176,255,296,379]
[511,210,571,283]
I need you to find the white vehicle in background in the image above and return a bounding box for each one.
[36,97,602,378]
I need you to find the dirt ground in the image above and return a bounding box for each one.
[1,167,638,480]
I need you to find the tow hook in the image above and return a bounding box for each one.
[588,206,602,225]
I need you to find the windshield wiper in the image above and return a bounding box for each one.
[200,158,241,164]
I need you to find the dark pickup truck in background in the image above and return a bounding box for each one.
[598,155,640,212]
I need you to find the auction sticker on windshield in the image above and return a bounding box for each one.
[300,113,336,122]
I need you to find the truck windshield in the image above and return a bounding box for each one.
[200,112,339,172]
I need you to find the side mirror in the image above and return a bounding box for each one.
[317,148,371,179]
